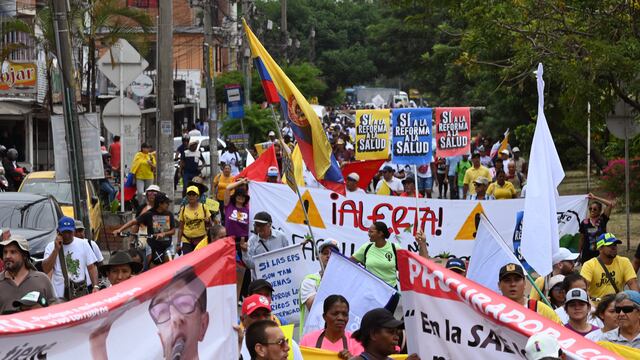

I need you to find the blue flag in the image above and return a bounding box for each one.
[391,108,433,165]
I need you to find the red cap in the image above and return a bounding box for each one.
[242,294,271,316]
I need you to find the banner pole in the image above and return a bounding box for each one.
[267,103,324,273]
[413,165,420,229]
[526,272,553,308]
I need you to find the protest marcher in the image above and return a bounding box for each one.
[240,295,303,360]
[214,164,234,224]
[174,135,189,190]
[580,233,638,302]
[415,161,435,198]
[75,220,104,291]
[600,290,640,349]
[242,212,289,271]
[506,160,525,193]
[497,263,562,324]
[182,177,219,222]
[530,247,578,301]
[0,235,56,314]
[346,173,364,194]
[11,291,49,313]
[108,135,121,179]
[446,155,460,199]
[435,157,448,199]
[333,138,353,166]
[352,222,398,288]
[564,288,599,336]
[375,166,403,196]
[462,151,491,199]
[194,224,227,251]
[300,295,364,359]
[224,179,251,239]
[479,145,492,168]
[585,294,618,342]
[245,320,289,360]
[579,193,615,263]
[43,217,99,300]
[486,170,517,199]
[546,275,566,309]
[98,251,142,287]
[445,258,467,276]
[221,142,241,176]
[300,239,341,334]
[554,273,601,327]
[512,147,526,172]
[454,153,471,200]
[524,333,565,360]
[399,177,422,198]
[266,166,279,183]
[177,185,212,255]
[130,143,156,201]
[350,308,420,360]
[180,139,205,197]
[248,279,286,325]
[467,177,493,200]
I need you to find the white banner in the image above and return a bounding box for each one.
[249,182,587,258]
[398,250,622,360]
[303,252,397,336]
[0,239,238,360]
[253,243,319,326]
[51,113,105,181]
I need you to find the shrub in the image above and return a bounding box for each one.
[599,158,640,210]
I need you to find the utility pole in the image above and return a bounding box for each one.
[281,0,287,63]
[51,0,91,236]
[242,0,251,106]
[203,0,219,189]
[157,0,174,200]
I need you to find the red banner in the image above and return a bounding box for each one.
[434,107,471,157]
[0,238,238,359]
[398,250,621,359]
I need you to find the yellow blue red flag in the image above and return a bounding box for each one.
[243,19,345,195]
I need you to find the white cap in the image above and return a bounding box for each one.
[500,149,510,156]
[547,274,565,291]
[267,166,278,177]
[347,172,360,181]
[512,147,521,152]
[525,333,561,360]
[565,288,589,304]
[552,248,579,265]
[268,131,276,136]
[145,184,161,193]
[100,136,105,143]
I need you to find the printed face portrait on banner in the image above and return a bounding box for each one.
[391,108,433,165]
[434,107,471,157]
[355,109,391,160]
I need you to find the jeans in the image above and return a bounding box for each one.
[182,172,197,197]
[99,179,117,203]
[448,176,458,199]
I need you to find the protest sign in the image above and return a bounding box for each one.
[355,109,390,160]
[250,182,587,259]
[398,250,621,359]
[391,108,433,164]
[253,243,319,326]
[434,107,471,157]
[303,252,397,336]
[0,238,238,359]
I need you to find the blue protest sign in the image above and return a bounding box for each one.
[391,108,433,164]
[512,210,533,273]
[225,84,244,119]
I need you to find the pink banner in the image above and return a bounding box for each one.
[434,107,471,157]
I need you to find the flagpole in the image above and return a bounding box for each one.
[268,103,324,273]
[413,165,420,228]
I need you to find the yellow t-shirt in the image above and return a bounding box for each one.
[178,204,211,244]
[214,173,234,201]
[462,166,491,195]
[487,181,516,199]
[529,276,546,301]
[194,238,208,250]
[131,152,156,180]
[581,256,637,300]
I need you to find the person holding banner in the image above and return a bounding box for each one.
[224,179,251,239]
[352,222,398,288]
[578,193,615,263]
[350,308,420,360]
[375,166,403,196]
[242,212,289,272]
[300,295,364,359]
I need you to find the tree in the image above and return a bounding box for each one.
[220,104,275,146]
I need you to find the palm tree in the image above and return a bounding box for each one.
[80,0,153,111]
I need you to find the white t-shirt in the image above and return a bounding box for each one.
[375,177,404,194]
[44,237,98,298]
[300,272,320,306]
[83,238,104,286]
[188,129,202,137]
[347,188,365,194]
[241,335,303,360]
[220,151,240,175]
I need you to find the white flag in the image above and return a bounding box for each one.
[467,214,522,293]
[521,63,565,276]
[302,252,397,335]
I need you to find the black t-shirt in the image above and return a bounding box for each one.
[579,214,608,262]
[136,209,175,242]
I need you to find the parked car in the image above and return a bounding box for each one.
[173,136,226,178]
[18,171,103,239]
[0,193,63,262]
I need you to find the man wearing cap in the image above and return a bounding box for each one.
[0,235,56,314]
[242,212,289,272]
[43,216,99,299]
[351,308,419,360]
[240,294,303,360]
[266,166,279,183]
[399,177,422,198]
[299,239,341,336]
[346,173,364,193]
[375,165,404,196]
[446,258,466,276]
[268,131,277,143]
[530,248,578,301]
[600,290,640,348]
[581,233,638,301]
[512,147,526,173]
[498,263,562,324]
[180,139,205,197]
[524,333,564,360]
[99,251,143,287]
[463,151,491,199]
[467,176,493,200]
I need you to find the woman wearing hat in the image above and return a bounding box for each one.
[350,308,419,360]
[224,178,250,239]
[99,251,142,287]
[176,185,212,255]
[564,288,599,336]
[213,164,234,223]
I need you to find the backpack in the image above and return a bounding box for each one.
[363,242,398,270]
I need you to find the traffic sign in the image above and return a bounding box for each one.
[97,39,149,89]
[102,97,141,135]
[130,74,153,97]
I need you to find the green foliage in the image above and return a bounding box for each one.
[599,158,640,210]
[220,104,276,146]
[283,62,328,98]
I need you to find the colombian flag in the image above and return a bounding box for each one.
[243,19,345,195]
